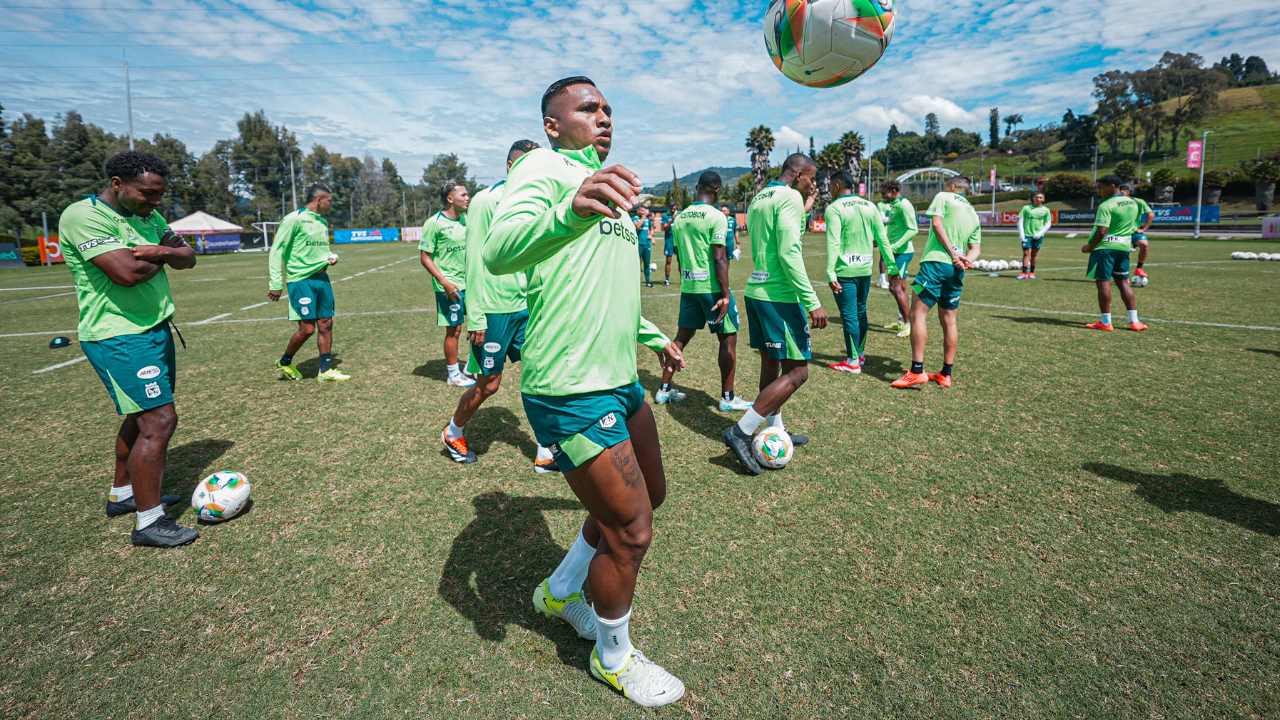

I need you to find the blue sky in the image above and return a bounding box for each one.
[3,0,1279,186]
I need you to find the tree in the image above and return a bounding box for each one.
[1242,56,1273,86]
[1213,53,1246,85]
[1156,52,1225,150]
[1003,113,1024,138]
[1114,160,1137,181]
[815,142,843,203]
[988,107,1000,149]
[886,124,900,145]
[883,133,931,169]
[942,128,980,155]
[192,141,237,221]
[924,113,940,136]
[838,131,864,181]
[229,110,299,223]
[420,153,477,219]
[1059,109,1098,168]
[746,125,775,192]
[1092,70,1132,156]
[7,114,59,228]
[669,166,687,209]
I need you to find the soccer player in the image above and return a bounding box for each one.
[661,205,676,285]
[268,184,350,382]
[722,152,828,476]
[1082,176,1148,332]
[484,76,686,707]
[635,205,654,287]
[440,139,557,472]
[1121,182,1155,282]
[891,176,982,390]
[722,204,739,261]
[825,171,897,374]
[59,150,197,547]
[1017,192,1052,280]
[879,180,917,337]
[421,181,474,387]
[654,171,753,411]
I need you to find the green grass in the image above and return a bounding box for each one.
[1,239,1278,719]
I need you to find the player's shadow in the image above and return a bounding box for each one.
[1247,348,1280,359]
[637,367,726,444]
[811,352,902,382]
[459,406,538,460]
[161,438,235,518]
[1083,462,1280,537]
[412,359,449,381]
[296,354,343,378]
[992,314,1088,329]
[439,491,588,668]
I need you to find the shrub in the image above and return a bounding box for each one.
[1044,173,1094,199]
[1113,160,1137,180]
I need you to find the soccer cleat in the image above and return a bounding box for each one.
[891,371,929,389]
[531,579,595,639]
[533,457,560,474]
[447,373,476,388]
[928,372,953,389]
[317,368,351,382]
[1016,272,1028,280]
[1129,321,1149,332]
[788,433,810,447]
[1086,321,1115,332]
[663,279,671,286]
[106,494,181,518]
[877,277,891,290]
[718,395,754,412]
[590,647,686,708]
[277,361,303,381]
[1134,267,1148,278]
[828,360,861,374]
[130,517,198,548]
[885,320,905,332]
[654,387,686,405]
[896,322,912,338]
[722,425,763,476]
[441,428,476,464]
[1028,273,1037,280]
[644,282,654,288]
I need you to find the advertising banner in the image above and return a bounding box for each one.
[39,235,64,264]
[1152,205,1218,224]
[809,218,827,233]
[0,242,22,268]
[1000,211,1019,226]
[195,234,242,254]
[1057,210,1096,223]
[1186,140,1203,169]
[334,227,401,244]
[401,226,423,244]
[1263,215,1280,239]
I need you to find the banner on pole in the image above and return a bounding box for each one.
[1186,140,1203,169]
[0,242,23,268]
[39,235,64,264]
[334,227,401,244]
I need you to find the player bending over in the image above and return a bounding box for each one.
[420,181,474,387]
[891,176,982,389]
[825,171,897,374]
[878,180,917,337]
[722,153,827,475]
[1082,176,1147,332]
[1017,192,1052,280]
[484,76,686,707]
[654,171,754,411]
[1120,182,1155,284]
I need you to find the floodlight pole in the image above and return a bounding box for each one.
[41,211,50,266]
[1194,130,1210,240]
[124,59,135,151]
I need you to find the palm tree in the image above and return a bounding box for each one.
[746,125,775,192]
[816,142,844,203]
[839,131,864,183]
[1004,113,1024,138]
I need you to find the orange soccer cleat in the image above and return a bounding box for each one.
[1129,321,1149,332]
[1086,321,1114,332]
[441,427,477,464]
[828,360,862,374]
[928,372,953,388]
[891,371,929,389]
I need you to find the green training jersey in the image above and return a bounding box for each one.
[485,146,669,396]
[673,201,728,294]
[420,211,467,292]
[58,196,176,342]
[1133,197,1153,224]
[824,193,896,281]
[744,181,820,311]
[1093,195,1140,252]
[1019,204,1052,238]
[883,197,918,254]
[268,207,331,291]
[464,182,527,332]
[920,191,981,265]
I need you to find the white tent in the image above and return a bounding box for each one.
[169,211,243,235]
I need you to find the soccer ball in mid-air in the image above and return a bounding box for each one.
[1131,274,1149,288]
[192,471,252,522]
[752,427,795,469]
[763,0,896,88]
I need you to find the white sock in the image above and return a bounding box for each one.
[737,408,766,435]
[1101,312,1112,325]
[447,418,464,439]
[447,363,460,378]
[595,609,634,672]
[1128,309,1140,324]
[767,413,784,431]
[536,445,554,461]
[879,273,887,284]
[108,484,133,503]
[136,504,164,530]
[548,529,596,598]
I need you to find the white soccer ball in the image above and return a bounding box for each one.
[1131,275,1149,288]
[649,262,658,271]
[752,427,795,470]
[1244,252,1259,260]
[191,471,252,523]
[1231,251,1244,260]
[763,0,896,88]
[996,260,1010,271]
[1260,253,1273,261]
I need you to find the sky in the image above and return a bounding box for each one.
[2,0,1279,187]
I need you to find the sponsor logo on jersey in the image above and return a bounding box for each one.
[599,218,639,246]
[144,381,162,399]
[766,341,783,349]
[483,342,501,353]
[77,237,120,252]
[598,413,617,429]
[136,365,161,380]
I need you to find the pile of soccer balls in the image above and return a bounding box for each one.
[1231,251,1280,261]
[972,259,1024,272]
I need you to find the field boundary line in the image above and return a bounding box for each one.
[0,285,73,291]
[32,355,87,374]
[968,302,1280,332]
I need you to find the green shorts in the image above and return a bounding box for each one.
[894,251,914,276]
[466,309,527,376]
[522,381,646,472]
[1087,249,1130,281]
[912,260,965,310]
[81,322,176,416]
[678,291,739,334]
[744,297,811,361]
[436,290,466,327]
[287,270,335,321]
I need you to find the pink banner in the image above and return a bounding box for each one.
[1187,140,1203,169]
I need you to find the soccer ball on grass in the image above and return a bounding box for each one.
[192,471,252,523]
[764,0,896,88]
[1131,274,1149,288]
[752,427,795,470]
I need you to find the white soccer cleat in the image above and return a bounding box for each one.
[654,388,686,405]
[590,648,686,708]
[718,395,754,412]
[447,373,476,388]
[531,580,595,639]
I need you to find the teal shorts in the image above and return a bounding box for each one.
[466,309,527,376]
[744,297,811,361]
[1021,236,1044,251]
[912,261,965,310]
[663,236,676,258]
[436,290,466,327]
[678,291,739,334]
[81,322,176,416]
[1087,249,1130,281]
[522,381,646,472]
[287,270,335,321]
[894,251,913,276]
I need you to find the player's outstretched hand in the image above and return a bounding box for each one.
[829,281,842,294]
[267,289,282,301]
[809,307,828,329]
[467,330,485,346]
[573,165,641,220]
[658,341,686,373]
[711,296,729,324]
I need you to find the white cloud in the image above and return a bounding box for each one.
[774,126,809,154]
[900,96,986,128]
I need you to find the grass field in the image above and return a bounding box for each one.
[2,236,1278,719]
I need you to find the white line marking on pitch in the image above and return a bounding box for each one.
[32,355,87,374]
[191,312,233,325]
[239,301,270,311]
[967,302,1280,332]
[0,285,73,291]
[0,290,76,305]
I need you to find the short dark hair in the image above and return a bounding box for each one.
[440,180,466,204]
[507,139,540,163]
[697,171,722,190]
[104,150,169,181]
[304,183,331,203]
[830,170,854,190]
[782,152,815,175]
[946,175,971,191]
[541,76,596,116]
[882,180,901,193]
[1099,175,1123,187]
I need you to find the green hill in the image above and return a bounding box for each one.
[645,166,751,196]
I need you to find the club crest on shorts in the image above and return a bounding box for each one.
[599,413,617,429]
[144,382,161,399]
